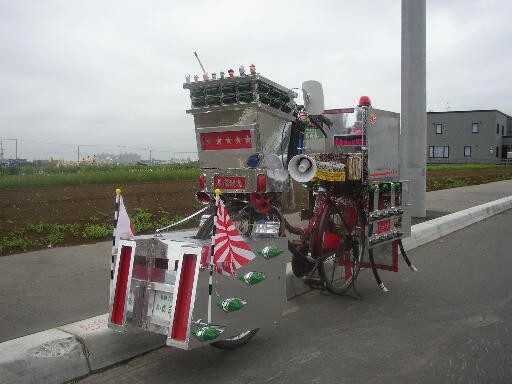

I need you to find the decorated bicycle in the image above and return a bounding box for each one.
[107,63,416,350]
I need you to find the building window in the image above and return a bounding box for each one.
[464,146,471,157]
[429,146,449,158]
[502,125,505,136]
[496,147,499,158]
[497,123,500,134]
[435,124,443,134]
[472,122,480,133]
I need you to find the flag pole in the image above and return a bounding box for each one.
[111,188,122,281]
[208,188,222,324]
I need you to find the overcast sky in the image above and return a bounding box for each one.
[1,0,511,160]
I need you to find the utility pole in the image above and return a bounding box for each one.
[401,0,427,217]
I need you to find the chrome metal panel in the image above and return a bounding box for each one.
[185,236,288,350]
[367,108,401,182]
[195,109,292,172]
[195,124,260,169]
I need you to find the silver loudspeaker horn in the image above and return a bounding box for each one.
[287,154,317,182]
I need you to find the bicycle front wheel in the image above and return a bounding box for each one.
[317,204,364,295]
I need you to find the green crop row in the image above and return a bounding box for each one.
[427,164,501,171]
[0,164,202,189]
[0,208,185,255]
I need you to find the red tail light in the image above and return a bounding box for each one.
[171,254,197,341]
[111,246,133,325]
[257,174,267,193]
[199,174,206,190]
[195,191,211,205]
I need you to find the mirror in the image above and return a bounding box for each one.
[302,80,325,115]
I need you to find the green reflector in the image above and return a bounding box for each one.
[217,298,247,313]
[258,246,283,259]
[239,271,266,285]
[193,326,221,341]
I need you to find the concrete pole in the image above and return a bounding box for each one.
[401,0,426,217]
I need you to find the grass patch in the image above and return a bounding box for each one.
[427,164,501,171]
[428,177,470,190]
[0,163,201,189]
[0,208,187,255]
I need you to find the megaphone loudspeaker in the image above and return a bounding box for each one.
[288,155,317,182]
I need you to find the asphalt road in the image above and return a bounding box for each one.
[79,209,512,384]
[1,180,511,343]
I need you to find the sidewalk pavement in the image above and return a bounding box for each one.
[2,180,512,384]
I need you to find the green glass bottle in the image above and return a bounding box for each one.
[205,87,220,96]
[217,298,247,313]
[191,88,204,98]
[257,81,270,93]
[206,96,221,106]
[258,246,283,259]
[259,95,271,105]
[281,105,292,114]
[380,183,390,192]
[369,185,378,194]
[222,96,236,105]
[239,93,254,103]
[222,85,236,94]
[237,83,252,92]
[239,271,266,285]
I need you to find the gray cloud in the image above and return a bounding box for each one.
[0,0,511,160]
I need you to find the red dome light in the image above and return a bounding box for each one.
[358,95,372,107]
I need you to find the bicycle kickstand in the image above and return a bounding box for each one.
[368,249,389,292]
[398,239,418,272]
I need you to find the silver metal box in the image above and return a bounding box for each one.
[184,75,297,193]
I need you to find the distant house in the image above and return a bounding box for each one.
[427,110,512,164]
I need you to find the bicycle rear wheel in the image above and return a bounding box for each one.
[317,204,364,295]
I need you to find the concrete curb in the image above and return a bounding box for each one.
[0,328,89,384]
[58,314,166,372]
[2,196,511,384]
[402,195,512,251]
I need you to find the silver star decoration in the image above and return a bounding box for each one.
[225,137,232,144]
[244,136,251,143]
[216,137,222,145]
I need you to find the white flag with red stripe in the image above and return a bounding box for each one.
[214,198,256,275]
[114,195,135,247]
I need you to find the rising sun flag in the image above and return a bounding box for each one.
[213,198,256,275]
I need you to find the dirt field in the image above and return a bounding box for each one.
[0,181,202,248]
[2,167,512,252]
